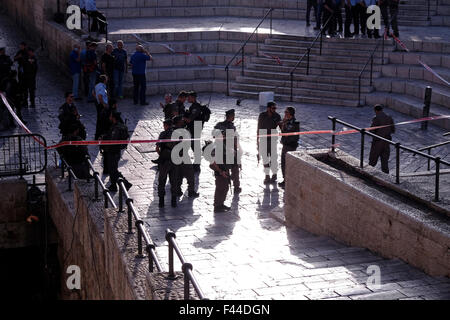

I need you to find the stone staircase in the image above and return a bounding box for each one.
[95,0,445,26]
[432,0,450,26]
[229,35,392,107]
[367,41,450,130]
[107,31,260,95]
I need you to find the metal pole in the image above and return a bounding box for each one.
[427,149,431,171]
[306,48,310,75]
[68,168,72,191]
[256,28,259,57]
[127,199,133,234]
[395,143,400,184]
[94,172,99,200]
[421,86,432,130]
[166,229,176,279]
[147,244,155,272]
[331,117,336,153]
[435,157,440,202]
[381,37,385,65]
[226,67,229,96]
[61,157,65,178]
[320,31,323,55]
[183,264,192,300]
[18,136,23,178]
[358,77,362,107]
[241,47,244,76]
[370,55,374,86]
[290,72,293,102]
[360,129,365,168]
[136,221,144,257]
[118,178,124,213]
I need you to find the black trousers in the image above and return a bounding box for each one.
[381,1,399,36]
[369,140,390,173]
[281,145,297,179]
[174,163,195,194]
[87,11,107,33]
[214,173,230,207]
[158,160,177,197]
[351,4,366,35]
[105,151,123,185]
[344,5,353,36]
[20,76,36,107]
[306,0,319,27]
[132,74,146,104]
[322,7,336,35]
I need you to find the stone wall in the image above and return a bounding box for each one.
[284,149,450,277]
[0,179,36,248]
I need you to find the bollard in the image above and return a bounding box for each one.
[421,86,432,130]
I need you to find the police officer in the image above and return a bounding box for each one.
[214,109,242,193]
[58,92,86,140]
[172,115,199,199]
[185,91,208,172]
[209,128,232,213]
[21,47,38,108]
[369,104,395,174]
[58,123,91,179]
[0,47,13,82]
[102,111,132,192]
[156,119,178,208]
[278,107,300,189]
[160,93,174,119]
[257,101,282,184]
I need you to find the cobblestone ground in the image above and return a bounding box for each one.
[1,13,450,300]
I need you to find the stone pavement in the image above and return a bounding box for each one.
[1,12,450,300]
[108,16,450,43]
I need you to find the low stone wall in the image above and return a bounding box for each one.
[0,179,36,248]
[284,149,450,277]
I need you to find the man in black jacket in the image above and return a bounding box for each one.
[278,107,300,189]
[257,101,282,184]
[58,92,86,139]
[368,104,395,173]
[102,111,132,192]
[58,123,91,179]
[21,47,38,108]
[0,47,13,83]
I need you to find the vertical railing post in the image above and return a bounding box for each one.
[226,67,229,96]
[241,47,244,76]
[427,149,431,171]
[68,167,72,191]
[136,221,144,258]
[370,55,374,86]
[381,37,385,65]
[118,178,124,213]
[256,28,259,57]
[320,30,323,55]
[360,129,365,168]
[182,263,193,300]
[166,229,176,279]
[290,72,293,102]
[94,172,99,200]
[331,117,336,153]
[18,136,23,178]
[434,157,440,202]
[147,244,155,272]
[358,76,362,107]
[421,86,432,130]
[306,48,310,75]
[270,9,273,38]
[126,199,133,234]
[61,157,65,178]
[395,143,400,184]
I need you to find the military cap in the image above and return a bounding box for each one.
[225,109,235,116]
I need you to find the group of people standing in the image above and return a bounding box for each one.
[306,0,400,38]
[0,42,38,129]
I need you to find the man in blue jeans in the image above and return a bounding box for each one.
[112,40,127,99]
[130,44,152,106]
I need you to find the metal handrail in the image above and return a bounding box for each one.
[417,140,450,170]
[357,37,385,107]
[60,156,78,191]
[225,8,274,96]
[117,178,163,273]
[289,15,333,102]
[166,229,207,300]
[329,116,450,202]
[85,157,116,209]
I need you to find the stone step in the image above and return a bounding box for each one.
[387,51,449,67]
[235,75,374,93]
[432,15,450,26]
[247,62,382,78]
[382,63,450,85]
[126,52,237,68]
[259,43,389,56]
[399,39,450,54]
[260,47,388,60]
[264,38,387,50]
[243,69,373,86]
[123,79,227,95]
[230,89,359,107]
[254,52,387,65]
[437,5,450,15]
[231,82,361,101]
[380,93,450,130]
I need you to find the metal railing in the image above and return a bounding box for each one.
[357,38,385,107]
[117,178,162,273]
[0,134,47,178]
[166,229,207,300]
[329,116,450,202]
[417,140,450,171]
[289,15,333,102]
[225,8,274,96]
[59,156,206,298]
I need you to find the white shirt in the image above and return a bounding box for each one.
[85,0,97,12]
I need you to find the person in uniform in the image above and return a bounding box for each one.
[160,93,174,119]
[185,91,207,172]
[172,115,199,199]
[173,91,188,117]
[102,111,132,192]
[214,109,242,193]
[14,42,28,106]
[368,104,395,174]
[21,47,38,108]
[156,119,178,208]
[58,92,86,140]
[257,101,282,184]
[278,107,300,189]
[0,47,13,83]
[209,128,233,213]
[0,70,23,128]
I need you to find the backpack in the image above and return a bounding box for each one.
[200,104,211,123]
